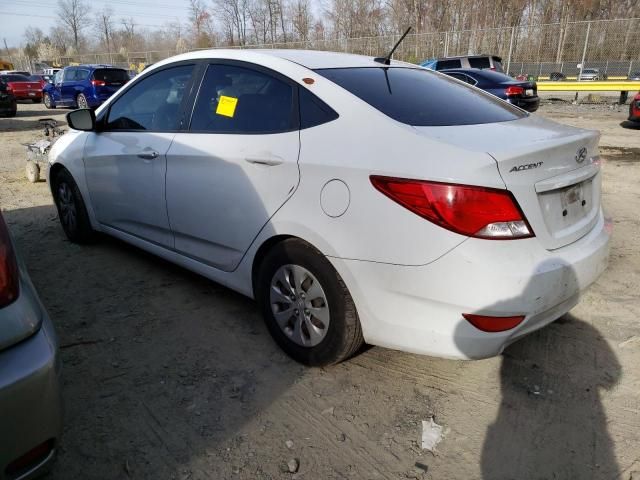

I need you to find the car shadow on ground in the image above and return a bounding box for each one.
[454,261,621,479]
[4,204,305,480]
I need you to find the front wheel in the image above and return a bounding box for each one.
[52,169,96,243]
[43,93,55,109]
[256,239,364,366]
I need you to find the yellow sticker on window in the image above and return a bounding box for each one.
[216,95,238,118]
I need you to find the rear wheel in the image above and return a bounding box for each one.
[43,93,55,109]
[52,169,96,243]
[256,239,364,366]
[76,93,88,109]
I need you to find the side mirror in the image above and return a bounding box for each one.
[66,108,96,131]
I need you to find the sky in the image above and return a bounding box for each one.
[0,0,195,49]
[0,0,326,50]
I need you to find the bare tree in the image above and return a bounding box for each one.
[189,0,214,47]
[57,0,90,51]
[290,0,313,41]
[94,8,114,55]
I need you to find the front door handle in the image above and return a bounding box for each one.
[245,156,283,166]
[138,150,159,160]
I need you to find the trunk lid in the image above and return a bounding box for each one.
[413,115,601,250]
[8,81,41,92]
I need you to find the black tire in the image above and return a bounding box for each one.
[25,161,40,183]
[76,93,88,109]
[52,169,96,243]
[256,239,364,366]
[43,93,55,109]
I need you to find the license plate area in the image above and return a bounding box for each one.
[28,92,35,96]
[537,178,597,239]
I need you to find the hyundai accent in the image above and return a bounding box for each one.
[47,50,610,366]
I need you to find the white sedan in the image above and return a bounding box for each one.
[48,49,610,366]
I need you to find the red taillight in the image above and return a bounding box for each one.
[370,176,533,239]
[0,213,19,307]
[91,79,106,87]
[505,85,524,96]
[463,313,526,332]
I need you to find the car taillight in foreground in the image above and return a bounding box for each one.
[0,213,19,307]
[462,313,526,332]
[505,85,524,96]
[91,79,106,87]
[370,176,533,239]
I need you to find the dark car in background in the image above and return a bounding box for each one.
[0,74,42,103]
[43,64,129,109]
[0,82,17,117]
[0,210,62,479]
[421,54,504,72]
[441,68,540,112]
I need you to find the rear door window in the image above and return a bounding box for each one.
[76,69,90,81]
[93,69,129,86]
[316,67,524,126]
[189,64,295,134]
[468,57,491,69]
[299,87,338,129]
[436,59,462,70]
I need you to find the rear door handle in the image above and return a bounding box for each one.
[245,156,283,166]
[138,150,159,160]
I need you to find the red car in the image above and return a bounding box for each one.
[629,92,640,122]
[0,74,42,103]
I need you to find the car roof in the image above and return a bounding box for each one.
[438,54,502,61]
[153,49,414,70]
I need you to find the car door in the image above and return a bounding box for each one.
[166,62,300,271]
[83,64,197,248]
[60,67,77,105]
[51,69,65,104]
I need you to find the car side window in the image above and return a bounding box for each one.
[76,69,90,81]
[62,68,75,82]
[437,59,462,70]
[469,57,491,69]
[190,64,294,134]
[299,87,338,129]
[105,65,194,132]
[53,71,62,84]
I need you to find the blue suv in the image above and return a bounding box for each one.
[43,64,129,109]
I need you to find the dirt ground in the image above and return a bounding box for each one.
[1,101,639,480]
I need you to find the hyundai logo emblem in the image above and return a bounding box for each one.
[576,147,588,164]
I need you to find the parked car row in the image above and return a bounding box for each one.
[0,65,130,116]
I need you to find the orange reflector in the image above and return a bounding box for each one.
[462,313,526,332]
[302,77,315,84]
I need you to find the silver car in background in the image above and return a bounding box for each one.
[0,211,62,479]
[578,68,608,81]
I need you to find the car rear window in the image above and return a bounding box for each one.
[1,75,30,82]
[93,69,129,85]
[468,57,491,69]
[315,67,525,126]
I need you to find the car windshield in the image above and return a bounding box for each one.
[583,69,598,74]
[92,68,129,84]
[315,67,525,126]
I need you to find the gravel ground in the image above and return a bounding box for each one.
[1,101,639,480]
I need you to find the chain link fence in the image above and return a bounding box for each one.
[8,18,640,77]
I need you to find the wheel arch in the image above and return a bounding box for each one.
[251,234,295,296]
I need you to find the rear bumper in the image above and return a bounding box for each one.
[14,92,42,100]
[509,96,540,112]
[0,300,62,479]
[331,209,610,359]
